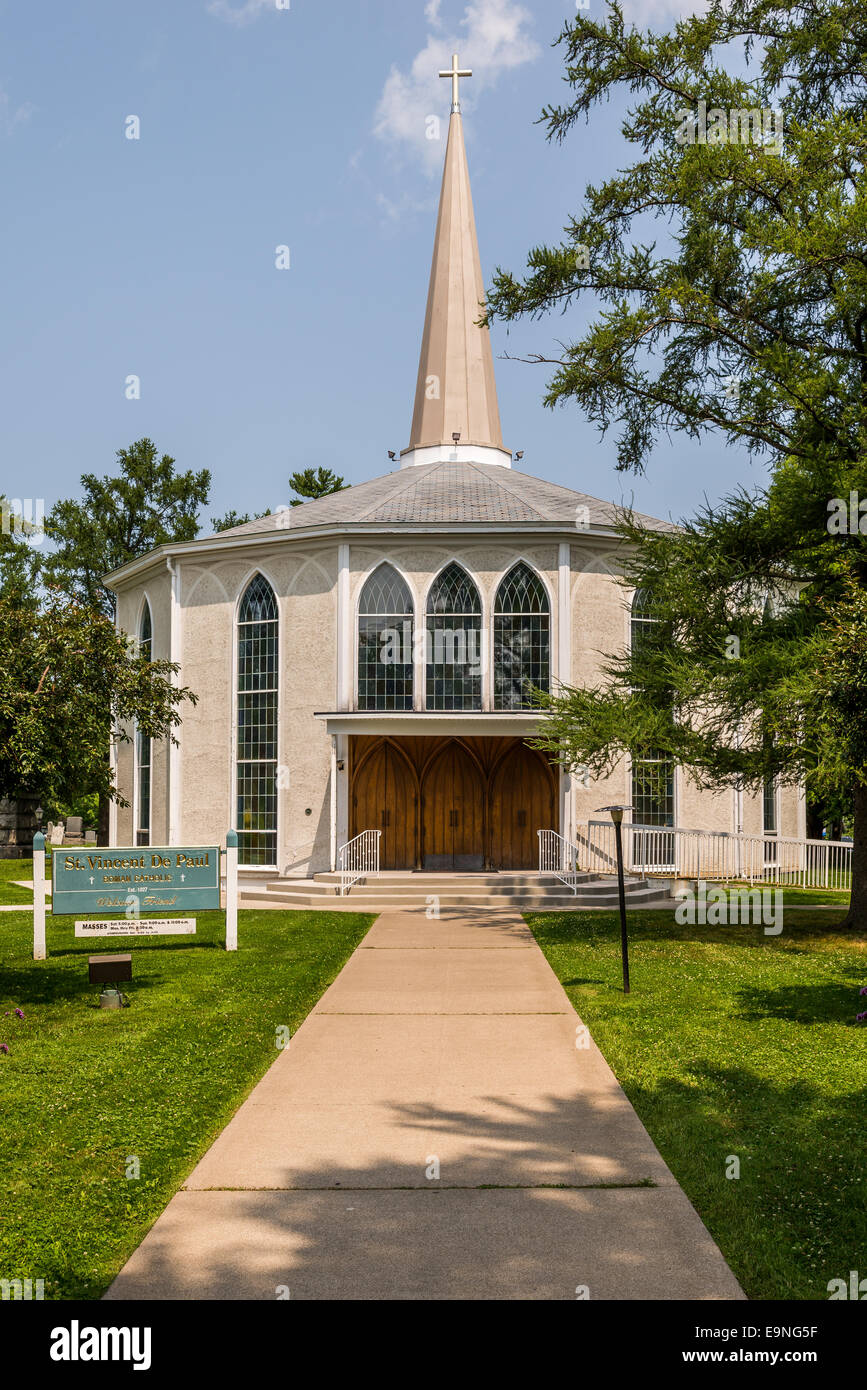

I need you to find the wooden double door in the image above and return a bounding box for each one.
[350,736,556,871]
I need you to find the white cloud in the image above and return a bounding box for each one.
[0,86,35,136]
[376,190,438,224]
[374,0,540,168]
[207,0,284,26]
[620,0,711,21]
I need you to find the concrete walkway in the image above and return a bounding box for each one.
[105,909,743,1300]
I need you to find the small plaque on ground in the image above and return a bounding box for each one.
[74,919,196,937]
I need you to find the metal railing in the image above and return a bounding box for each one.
[337,829,381,896]
[537,830,584,894]
[574,820,852,889]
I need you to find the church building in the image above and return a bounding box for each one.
[106,58,805,883]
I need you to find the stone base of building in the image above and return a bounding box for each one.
[0,796,41,859]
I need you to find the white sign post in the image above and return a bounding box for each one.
[33,832,46,961]
[31,831,239,957]
[225,829,238,951]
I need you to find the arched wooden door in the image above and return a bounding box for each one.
[352,740,417,869]
[489,742,556,870]
[421,741,485,871]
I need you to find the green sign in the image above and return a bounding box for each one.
[52,846,221,916]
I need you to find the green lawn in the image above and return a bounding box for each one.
[0,855,41,905]
[709,880,851,907]
[0,905,374,1299]
[525,905,867,1300]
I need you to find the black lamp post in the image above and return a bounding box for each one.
[597,804,632,993]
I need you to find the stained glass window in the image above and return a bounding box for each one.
[630,587,660,659]
[358,564,414,710]
[631,750,675,826]
[426,563,482,710]
[136,602,152,847]
[630,590,675,838]
[494,562,550,710]
[763,775,779,861]
[237,575,278,866]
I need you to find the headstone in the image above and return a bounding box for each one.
[65,816,84,844]
[84,830,97,844]
[50,824,65,846]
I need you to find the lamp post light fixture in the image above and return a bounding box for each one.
[596,804,632,993]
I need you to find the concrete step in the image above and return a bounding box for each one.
[295,882,639,900]
[313,870,614,886]
[241,895,674,913]
[309,872,645,894]
[240,875,674,912]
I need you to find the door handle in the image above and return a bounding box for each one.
[449,809,460,827]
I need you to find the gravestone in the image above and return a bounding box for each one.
[65,816,84,844]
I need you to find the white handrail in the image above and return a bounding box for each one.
[577,820,852,890]
[537,829,583,894]
[337,829,381,896]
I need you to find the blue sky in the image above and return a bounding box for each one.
[0,0,763,532]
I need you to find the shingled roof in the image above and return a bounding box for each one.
[207,461,670,536]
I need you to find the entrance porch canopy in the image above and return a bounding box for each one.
[314,711,543,737]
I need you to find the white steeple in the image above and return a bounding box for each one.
[400,55,511,470]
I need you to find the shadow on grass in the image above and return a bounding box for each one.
[48,939,224,960]
[527,910,858,953]
[734,979,865,1024]
[0,964,166,1006]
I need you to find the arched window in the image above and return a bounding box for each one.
[630,589,674,834]
[426,562,482,710]
[357,564,414,710]
[494,562,550,710]
[135,602,152,847]
[236,575,278,866]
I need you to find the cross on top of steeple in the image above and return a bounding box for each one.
[439,53,472,113]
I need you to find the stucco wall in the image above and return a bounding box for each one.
[108,528,803,865]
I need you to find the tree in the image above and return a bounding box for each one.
[529,490,867,918]
[40,439,208,840]
[288,467,346,506]
[211,508,271,532]
[485,1,867,924]
[0,586,196,816]
[0,497,42,608]
[44,439,210,619]
[486,2,867,482]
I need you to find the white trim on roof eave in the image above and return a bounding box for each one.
[103,520,637,590]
